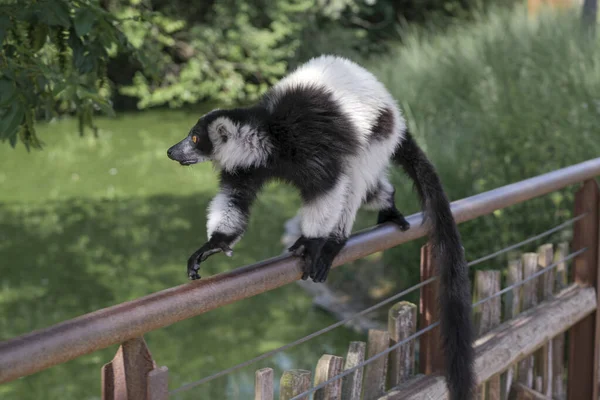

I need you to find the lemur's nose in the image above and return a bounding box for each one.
[167,147,173,158]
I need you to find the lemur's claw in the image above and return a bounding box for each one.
[187,249,205,280]
[187,241,233,280]
[313,259,328,282]
[288,236,347,283]
[377,207,411,231]
[288,237,304,255]
[288,235,328,281]
[188,269,201,280]
[313,238,346,283]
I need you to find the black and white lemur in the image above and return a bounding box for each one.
[167,55,474,399]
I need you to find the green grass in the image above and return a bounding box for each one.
[366,3,600,286]
[0,109,365,400]
[0,110,220,202]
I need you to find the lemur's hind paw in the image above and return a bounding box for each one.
[187,241,233,280]
[377,207,410,231]
[288,236,346,283]
[288,235,326,281]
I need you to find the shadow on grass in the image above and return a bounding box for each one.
[0,191,363,400]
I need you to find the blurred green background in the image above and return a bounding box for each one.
[1,0,600,399]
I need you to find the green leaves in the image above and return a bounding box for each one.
[0,79,16,107]
[0,101,25,141]
[0,0,520,151]
[74,7,96,38]
[0,14,9,44]
[77,101,98,137]
[69,30,96,74]
[118,0,316,109]
[0,0,139,149]
[30,24,49,52]
[37,0,71,27]
[76,87,116,118]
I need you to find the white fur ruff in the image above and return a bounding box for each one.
[208,117,272,172]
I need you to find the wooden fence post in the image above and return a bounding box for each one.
[280,370,311,400]
[473,269,501,399]
[567,179,600,400]
[518,253,539,389]
[101,336,169,400]
[342,342,366,400]
[419,243,443,375]
[552,242,569,399]
[362,329,390,400]
[388,301,417,388]
[314,355,344,400]
[503,258,523,400]
[255,368,274,400]
[535,244,554,398]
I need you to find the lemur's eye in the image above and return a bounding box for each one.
[191,135,198,144]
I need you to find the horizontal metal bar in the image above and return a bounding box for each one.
[1,157,599,385]
[170,216,585,394]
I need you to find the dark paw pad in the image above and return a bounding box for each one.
[377,208,410,231]
[313,259,332,282]
[311,238,346,283]
[288,235,327,280]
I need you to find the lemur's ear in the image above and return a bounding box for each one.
[217,124,228,143]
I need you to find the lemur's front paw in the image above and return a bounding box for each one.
[377,207,410,231]
[288,235,327,281]
[187,241,234,280]
[312,239,346,283]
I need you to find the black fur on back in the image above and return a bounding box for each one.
[393,131,475,400]
[258,84,361,202]
[369,107,395,142]
[197,106,271,135]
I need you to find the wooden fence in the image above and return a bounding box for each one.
[0,157,599,400]
[250,241,589,400]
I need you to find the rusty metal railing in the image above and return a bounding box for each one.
[1,157,600,393]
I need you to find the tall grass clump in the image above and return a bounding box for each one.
[342,4,600,297]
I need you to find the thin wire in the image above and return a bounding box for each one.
[169,276,436,394]
[169,215,584,394]
[290,323,441,400]
[290,249,586,400]
[472,247,587,309]
[466,213,586,268]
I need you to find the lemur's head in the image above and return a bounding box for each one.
[167,107,272,170]
[167,110,219,166]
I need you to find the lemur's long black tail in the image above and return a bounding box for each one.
[392,130,475,400]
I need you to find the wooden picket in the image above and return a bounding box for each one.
[253,240,578,400]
